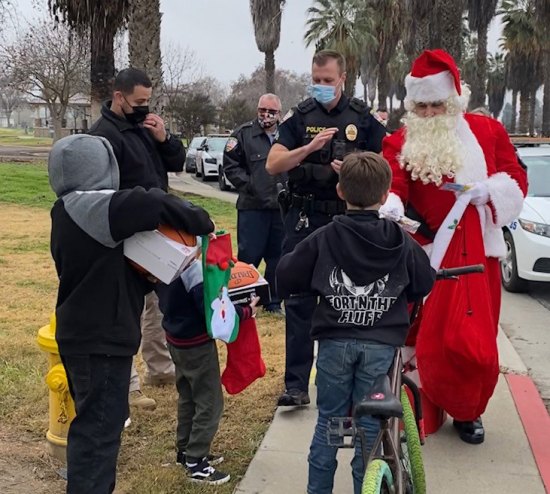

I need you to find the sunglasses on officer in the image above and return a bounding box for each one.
[257,107,280,116]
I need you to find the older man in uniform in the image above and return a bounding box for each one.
[223,94,286,313]
[267,50,386,406]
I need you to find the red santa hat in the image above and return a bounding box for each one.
[405,49,462,104]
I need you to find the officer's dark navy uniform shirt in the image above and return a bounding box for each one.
[275,94,387,199]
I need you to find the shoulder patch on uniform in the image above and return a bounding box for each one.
[225,137,238,152]
[349,97,368,113]
[280,109,294,124]
[296,98,317,114]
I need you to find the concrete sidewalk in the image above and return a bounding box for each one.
[169,173,237,204]
[235,330,547,494]
[169,171,549,493]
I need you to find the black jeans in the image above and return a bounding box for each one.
[282,207,333,392]
[237,209,284,310]
[61,354,132,494]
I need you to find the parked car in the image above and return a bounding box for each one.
[195,135,230,181]
[185,136,206,173]
[500,141,550,292]
[218,162,236,191]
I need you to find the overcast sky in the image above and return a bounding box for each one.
[11,0,503,90]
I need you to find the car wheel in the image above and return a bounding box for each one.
[500,231,528,293]
[218,166,229,191]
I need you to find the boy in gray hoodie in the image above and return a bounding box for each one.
[49,134,214,494]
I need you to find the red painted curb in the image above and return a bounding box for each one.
[506,374,550,493]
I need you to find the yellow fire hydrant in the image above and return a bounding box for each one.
[37,313,75,462]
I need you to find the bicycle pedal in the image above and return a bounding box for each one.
[326,417,356,448]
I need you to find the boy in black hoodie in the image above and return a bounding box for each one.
[276,152,435,494]
[48,134,214,494]
[156,259,258,485]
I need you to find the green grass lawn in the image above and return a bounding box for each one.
[0,128,53,147]
[0,161,283,493]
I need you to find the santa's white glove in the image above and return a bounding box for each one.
[468,182,490,206]
[379,196,405,221]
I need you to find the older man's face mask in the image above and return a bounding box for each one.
[257,107,280,129]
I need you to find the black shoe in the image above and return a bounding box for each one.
[453,418,485,444]
[186,457,230,485]
[177,451,224,466]
[264,306,284,316]
[277,389,310,406]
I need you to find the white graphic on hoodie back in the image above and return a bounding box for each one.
[326,268,397,326]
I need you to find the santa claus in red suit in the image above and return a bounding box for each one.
[381,49,528,445]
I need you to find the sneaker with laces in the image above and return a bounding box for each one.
[176,451,224,466]
[186,457,230,485]
[128,390,157,410]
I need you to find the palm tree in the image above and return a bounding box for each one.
[501,0,543,135]
[250,0,286,93]
[389,46,410,111]
[305,0,375,97]
[534,0,550,136]
[128,0,163,113]
[467,0,498,109]
[487,52,506,119]
[364,0,406,112]
[48,0,129,122]
[435,0,467,63]
[403,0,432,61]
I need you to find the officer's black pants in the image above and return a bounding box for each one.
[281,206,333,392]
[237,209,284,310]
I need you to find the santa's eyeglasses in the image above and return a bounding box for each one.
[414,101,445,110]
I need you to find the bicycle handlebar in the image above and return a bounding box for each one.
[436,264,485,279]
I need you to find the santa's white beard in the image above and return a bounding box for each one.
[400,111,464,185]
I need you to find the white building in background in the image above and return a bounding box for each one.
[0,93,91,132]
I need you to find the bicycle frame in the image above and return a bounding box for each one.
[359,348,407,494]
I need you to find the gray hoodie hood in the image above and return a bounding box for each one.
[48,134,121,247]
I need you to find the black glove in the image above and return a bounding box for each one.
[160,194,214,235]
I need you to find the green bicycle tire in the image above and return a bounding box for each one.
[401,387,427,494]
[362,459,394,494]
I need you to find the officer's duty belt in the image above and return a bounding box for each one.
[290,194,346,216]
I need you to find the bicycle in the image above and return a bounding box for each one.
[327,264,485,494]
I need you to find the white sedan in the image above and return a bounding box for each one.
[501,143,550,292]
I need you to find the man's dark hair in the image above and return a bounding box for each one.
[339,152,392,208]
[114,68,152,94]
[312,50,346,74]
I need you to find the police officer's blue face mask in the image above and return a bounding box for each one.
[308,84,337,105]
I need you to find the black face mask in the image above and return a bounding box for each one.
[123,105,149,125]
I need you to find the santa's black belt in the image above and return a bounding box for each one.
[290,193,346,216]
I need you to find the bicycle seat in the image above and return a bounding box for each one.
[354,374,403,420]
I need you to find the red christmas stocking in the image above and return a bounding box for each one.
[221,317,266,395]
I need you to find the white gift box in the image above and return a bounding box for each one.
[124,230,199,284]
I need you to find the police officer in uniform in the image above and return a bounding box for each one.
[223,93,286,313]
[266,50,386,407]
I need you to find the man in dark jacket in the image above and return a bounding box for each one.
[276,152,435,494]
[49,134,214,494]
[223,93,286,313]
[90,68,184,407]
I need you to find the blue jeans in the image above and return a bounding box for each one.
[61,354,132,494]
[307,339,395,494]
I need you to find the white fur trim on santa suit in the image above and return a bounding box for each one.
[424,116,521,264]
[454,116,488,183]
[405,70,456,106]
[485,172,525,227]
[380,191,405,220]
